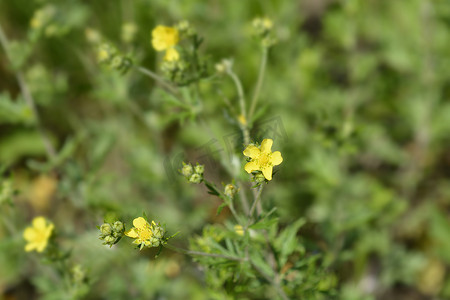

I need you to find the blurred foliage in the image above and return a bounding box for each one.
[1,0,450,299]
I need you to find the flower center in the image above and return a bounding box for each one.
[258,153,271,167]
[137,225,153,241]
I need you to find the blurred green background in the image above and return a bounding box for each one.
[1,0,450,299]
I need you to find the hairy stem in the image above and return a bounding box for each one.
[248,185,264,219]
[226,68,250,145]
[248,47,268,121]
[135,66,179,95]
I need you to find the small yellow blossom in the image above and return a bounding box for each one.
[234,225,244,236]
[23,216,54,253]
[243,138,283,181]
[262,18,273,30]
[151,25,180,62]
[125,217,164,249]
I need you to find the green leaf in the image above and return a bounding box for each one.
[204,181,220,196]
[216,202,227,215]
[274,218,306,266]
[250,217,279,230]
[0,93,35,125]
[250,252,274,278]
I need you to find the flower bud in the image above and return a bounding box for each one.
[215,62,226,74]
[181,162,194,178]
[152,224,165,239]
[113,221,124,233]
[254,173,266,183]
[252,17,273,36]
[149,237,160,247]
[194,164,204,175]
[224,184,238,198]
[97,43,115,63]
[189,173,202,184]
[100,223,112,236]
[104,235,115,244]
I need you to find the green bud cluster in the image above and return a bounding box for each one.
[97,43,132,74]
[98,221,125,247]
[252,17,277,48]
[175,20,196,38]
[161,57,208,86]
[180,162,204,184]
[148,222,165,248]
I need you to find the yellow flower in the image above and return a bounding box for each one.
[152,25,179,50]
[23,216,54,253]
[125,217,164,249]
[243,138,283,181]
[152,25,180,61]
[234,225,244,236]
[262,18,273,30]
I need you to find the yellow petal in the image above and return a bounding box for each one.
[46,223,54,237]
[261,166,273,180]
[270,151,283,166]
[23,227,37,241]
[25,243,36,252]
[125,228,139,238]
[133,217,148,229]
[32,216,47,230]
[260,139,273,153]
[164,47,179,61]
[243,146,260,159]
[244,161,259,173]
[36,241,47,253]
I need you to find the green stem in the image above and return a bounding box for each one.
[135,66,179,95]
[248,47,268,121]
[0,23,56,160]
[165,243,245,262]
[226,69,250,145]
[203,179,240,223]
[248,185,264,219]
